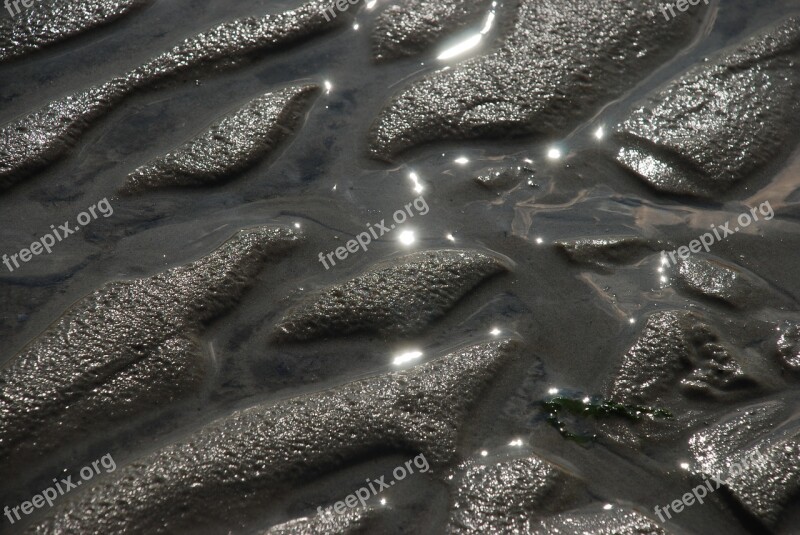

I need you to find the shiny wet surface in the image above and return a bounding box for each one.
[1,0,800,533]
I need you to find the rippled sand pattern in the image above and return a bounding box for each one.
[1,0,800,533]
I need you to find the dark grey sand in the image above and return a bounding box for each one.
[0,227,299,474]
[446,454,583,533]
[0,0,151,62]
[275,249,508,341]
[688,402,800,527]
[27,341,515,534]
[264,507,380,534]
[555,237,673,272]
[369,0,709,159]
[370,0,493,61]
[0,0,348,189]
[614,17,800,198]
[121,85,319,193]
[533,506,669,535]
[1,0,800,533]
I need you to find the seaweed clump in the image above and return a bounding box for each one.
[543,395,672,444]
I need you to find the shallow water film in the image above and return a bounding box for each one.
[1,0,800,533]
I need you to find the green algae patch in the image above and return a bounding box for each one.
[543,395,672,444]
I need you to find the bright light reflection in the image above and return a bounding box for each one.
[548,387,559,395]
[294,223,301,229]
[628,318,636,324]
[399,230,416,246]
[366,0,377,9]
[582,397,591,404]
[353,23,360,30]
[446,233,456,242]
[479,4,497,33]
[547,147,562,160]
[490,327,501,336]
[535,237,544,245]
[438,34,482,60]
[660,276,668,283]
[594,126,605,140]
[437,3,496,60]
[324,80,333,94]
[380,498,387,505]
[392,351,422,366]
[509,438,523,447]
[480,450,488,457]
[409,171,424,193]
[454,157,470,165]
[603,504,613,511]
[680,462,690,470]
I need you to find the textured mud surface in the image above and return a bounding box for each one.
[0,227,299,474]
[369,0,708,159]
[0,0,347,189]
[2,0,800,534]
[446,454,583,533]
[606,310,771,407]
[275,249,507,341]
[28,341,514,533]
[532,506,669,535]
[673,256,780,309]
[614,17,800,198]
[556,237,672,271]
[265,507,380,534]
[121,85,319,193]
[0,0,151,62]
[371,0,493,61]
[688,402,800,527]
